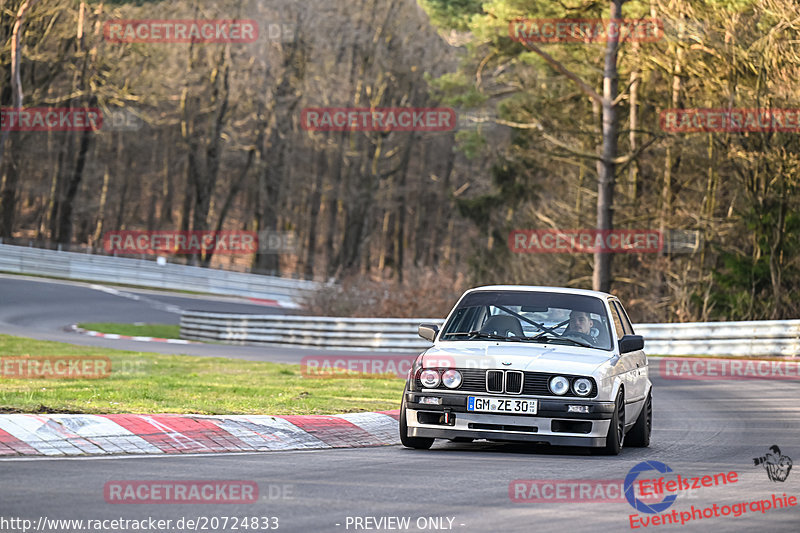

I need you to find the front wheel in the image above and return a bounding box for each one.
[626,391,651,447]
[399,387,434,450]
[597,389,625,455]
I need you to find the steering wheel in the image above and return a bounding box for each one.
[562,331,597,345]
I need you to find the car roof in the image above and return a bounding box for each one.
[464,285,614,299]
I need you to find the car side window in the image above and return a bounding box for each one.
[608,302,626,339]
[612,301,635,335]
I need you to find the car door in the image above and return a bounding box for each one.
[607,300,640,422]
[610,299,647,407]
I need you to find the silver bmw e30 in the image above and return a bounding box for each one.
[400,285,651,455]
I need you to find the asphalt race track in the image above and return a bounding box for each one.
[0,275,369,364]
[2,378,799,533]
[1,276,799,532]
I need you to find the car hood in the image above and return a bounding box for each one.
[421,342,613,377]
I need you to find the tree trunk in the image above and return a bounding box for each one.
[304,148,326,279]
[0,0,41,237]
[628,41,640,200]
[394,135,415,283]
[0,138,19,238]
[56,124,92,243]
[253,34,306,275]
[592,0,622,292]
[91,166,110,247]
[161,144,174,223]
[429,147,455,266]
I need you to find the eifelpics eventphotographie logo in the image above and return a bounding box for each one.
[625,459,796,528]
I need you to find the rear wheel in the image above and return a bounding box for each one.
[597,389,625,455]
[626,391,651,447]
[399,387,434,450]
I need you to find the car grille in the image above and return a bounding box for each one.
[505,371,523,394]
[417,368,597,397]
[469,423,537,433]
[486,370,503,393]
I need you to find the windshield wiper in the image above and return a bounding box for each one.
[446,331,590,346]
[466,331,524,342]
[442,331,508,341]
[530,333,594,349]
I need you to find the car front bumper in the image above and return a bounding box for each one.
[405,391,614,447]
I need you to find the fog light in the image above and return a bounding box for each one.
[567,405,590,414]
[419,396,442,405]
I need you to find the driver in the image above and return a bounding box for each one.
[564,310,595,342]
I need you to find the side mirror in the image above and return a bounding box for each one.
[418,324,440,342]
[619,334,644,354]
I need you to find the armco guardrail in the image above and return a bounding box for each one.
[0,243,317,304]
[179,312,800,356]
[180,313,437,351]
[636,320,800,356]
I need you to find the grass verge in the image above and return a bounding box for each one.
[79,323,182,339]
[0,334,403,415]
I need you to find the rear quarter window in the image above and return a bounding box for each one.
[611,300,635,335]
[608,302,626,339]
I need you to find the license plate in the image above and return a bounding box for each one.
[467,396,538,415]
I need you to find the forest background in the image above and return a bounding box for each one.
[0,0,798,323]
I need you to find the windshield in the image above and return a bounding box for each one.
[439,291,613,350]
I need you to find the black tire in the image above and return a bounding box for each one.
[399,386,434,450]
[626,391,652,447]
[598,389,625,455]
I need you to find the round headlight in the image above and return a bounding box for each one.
[419,369,440,388]
[442,369,462,389]
[549,376,569,395]
[573,378,593,397]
